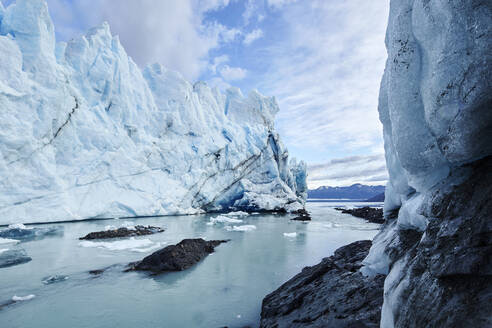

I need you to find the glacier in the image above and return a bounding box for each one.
[362,0,492,327]
[0,0,307,225]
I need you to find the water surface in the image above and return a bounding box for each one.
[0,202,381,328]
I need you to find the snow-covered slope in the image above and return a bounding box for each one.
[362,1,491,327]
[0,0,307,225]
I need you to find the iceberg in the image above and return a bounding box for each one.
[362,1,492,326]
[0,0,306,225]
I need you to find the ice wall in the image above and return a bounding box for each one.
[0,0,306,225]
[362,1,492,327]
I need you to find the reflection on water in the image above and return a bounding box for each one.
[0,202,381,328]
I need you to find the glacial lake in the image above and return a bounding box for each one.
[0,201,381,328]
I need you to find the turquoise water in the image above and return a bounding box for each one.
[0,202,380,328]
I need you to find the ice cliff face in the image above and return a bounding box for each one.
[362,1,491,327]
[0,0,307,225]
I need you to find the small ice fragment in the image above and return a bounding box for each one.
[12,294,35,301]
[0,238,19,245]
[121,221,136,230]
[8,224,30,230]
[208,215,243,225]
[236,314,242,318]
[224,211,249,216]
[79,237,156,252]
[42,275,68,285]
[226,225,256,232]
[283,232,297,238]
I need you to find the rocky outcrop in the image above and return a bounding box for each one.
[291,208,312,221]
[79,225,164,240]
[362,1,492,327]
[260,240,384,328]
[126,238,228,274]
[335,207,384,224]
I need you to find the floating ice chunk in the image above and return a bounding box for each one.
[207,215,243,225]
[12,295,35,301]
[8,224,30,230]
[0,238,19,245]
[78,237,160,252]
[226,225,257,232]
[120,221,136,230]
[42,275,68,285]
[223,211,249,217]
[283,232,297,238]
[0,249,32,268]
[0,225,62,240]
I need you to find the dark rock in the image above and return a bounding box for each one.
[379,156,492,327]
[335,206,384,224]
[79,225,164,240]
[0,249,32,268]
[260,240,384,328]
[291,208,311,221]
[89,269,105,275]
[126,238,228,274]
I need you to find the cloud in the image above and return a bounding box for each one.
[243,28,263,45]
[209,54,229,73]
[255,0,389,161]
[307,153,388,188]
[219,65,247,81]
[267,0,298,9]
[44,0,238,80]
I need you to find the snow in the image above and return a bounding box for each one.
[12,294,35,301]
[226,225,257,232]
[0,0,307,225]
[78,237,162,252]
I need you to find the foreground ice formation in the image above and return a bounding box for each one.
[362,1,492,327]
[0,0,307,225]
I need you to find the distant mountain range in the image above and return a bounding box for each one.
[307,184,385,200]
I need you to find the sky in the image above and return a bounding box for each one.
[2,0,391,189]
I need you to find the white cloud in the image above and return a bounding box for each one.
[219,65,247,81]
[243,28,263,45]
[257,0,389,159]
[45,0,238,80]
[267,0,298,9]
[308,154,388,188]
[209,54,229,73]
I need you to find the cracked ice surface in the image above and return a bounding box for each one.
[0,0,307,225]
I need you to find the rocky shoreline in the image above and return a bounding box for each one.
[260,240,384,328]
[334,206,384,224]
